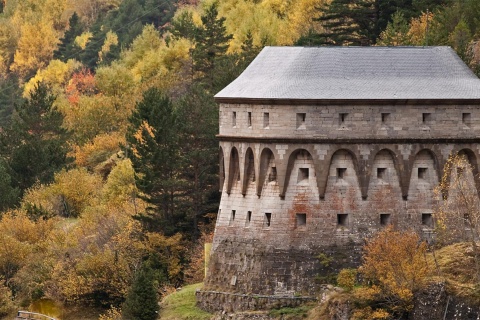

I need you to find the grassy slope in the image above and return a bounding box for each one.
[159,283,213,320]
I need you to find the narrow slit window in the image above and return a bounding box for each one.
[297,113,306,128]
[264,212,272,227]
[422,113,431,124]
[229,210,236,226]
[381,113,390,124]
[232,112,237,127]
[263,112,269,128]
[246,211,252,227]
[418,167,427,179]
[380,213,391,226]
[296,213,306,228]
[422,213,433,228]
[337,214,348,227]
[247,112,252,127]
[337,168,347,179]
[464,212,470,227]
[298,168,309,182]
[377,168,386,179]
[463,112,471,126]
[339,113,348,125]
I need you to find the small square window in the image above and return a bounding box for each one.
[264,212,272,227]
[232,112,237,127]
[268,167,277,182]
[463,113,471,126]
[263,112,269,128]
[337,214,349,227]
[339,113,348,125]
[296,113,306,128]
[296,213,306,228]
[298,168,309,182]
[422,213,433,228]
[247,112,252,127]
[229,210,236,226]
[418,167,427,179]
[337,168,346,179]
[377,168,386,179]
[246,211,252,227]
[380,213,391,226]
[381,113,390,124]
[422,113,431,124]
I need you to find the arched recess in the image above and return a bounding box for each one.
[282,149,316,197]
[227,147,240,194]
[320,148,361,199]
[457,149,480,198]
[257,148,276,196]
[407,149,440,199]
[367,148,403,196]
[219,147,225,192]
[242,148,256,195]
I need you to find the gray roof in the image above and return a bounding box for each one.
[215,46,480,103]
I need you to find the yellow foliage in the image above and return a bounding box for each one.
[407,12,434,46]
[23,59,81,97]
[74,132,125,169]
[11,19,60,78]
[22,168,103,217]
[146,232,184,281]
[337,268,357,292]
[75,31,93,49]
[102,159,137,205]
[99,30,118,62]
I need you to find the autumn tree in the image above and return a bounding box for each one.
[53,12,84,62]
[354,226,430,318]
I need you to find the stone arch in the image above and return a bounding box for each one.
[219,147,225,192]
[457,148,480,198]
[367,149,403,201]
[283,149,315,197]
[242,147,256,195]
[257,148,276,196]
[320,148,361,199]
[407,148,439,201]
[368,148,403,196]
[227,147,240,194]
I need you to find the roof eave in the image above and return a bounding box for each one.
[214,97,480,106]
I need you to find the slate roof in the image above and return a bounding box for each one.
[215,46,480,103]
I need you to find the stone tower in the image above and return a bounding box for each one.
[197,46,480,312]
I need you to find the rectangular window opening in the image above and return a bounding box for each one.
[264,212,272,227]
[457,167,464,177]
[296,213,307,228]
[380,213,391,226]
[337,168,347,180]
[296,113,306,128]
[246,211,252,227]
[339,113,348,125]
[229,210,236,226]
[422,213,433,228]
[232,112,237,127]
[337,213,349,227]
[377,167,386,179]
[298,168,309,182]
[464,212,470,228]
[263,112,269,128]
[247,112,252,127]
[422,113,431,124]
[381,113,390,124]
[268,167,277,182]
[418,167,427,180]
[463,112,471,126]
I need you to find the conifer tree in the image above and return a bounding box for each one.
[121,264,159,320]
[54,12,84,62]
[126,88,185,235]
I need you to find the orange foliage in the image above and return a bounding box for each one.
[66,68,97,105]
[74,132,125,170]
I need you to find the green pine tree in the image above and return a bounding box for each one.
[0,83,71,194]
[122,264,159,320]
[53,12,84,62]
[125,88,186,235]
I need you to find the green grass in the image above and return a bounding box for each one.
[268,304,315,319]
[160,283,213,320]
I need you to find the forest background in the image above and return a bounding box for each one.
[0,0,477,317]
